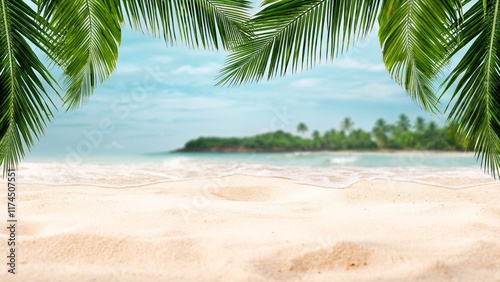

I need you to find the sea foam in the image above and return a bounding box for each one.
[14,154,495,189]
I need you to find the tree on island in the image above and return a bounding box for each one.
[297,123,308,135]
[340,118,354,135]
[312,130,321,149]
[372,119,390,149]
[391,114,413,148]
[414,117,427,134]
[396,114,411,132]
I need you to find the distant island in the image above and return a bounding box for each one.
[177,115,473,152]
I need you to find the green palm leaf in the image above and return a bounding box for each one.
[444,0,500,178]
[217,0,381,86]
[0,0,58,174]
[38,0,123,109]
[121,0,252,50]
[378,0,462,112]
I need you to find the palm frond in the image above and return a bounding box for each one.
[444,0,500,178]
[121,0,252,50]
[38,0,123,109]
[217,0,381,86]
[0,0,58,174]
[378,0,462,112]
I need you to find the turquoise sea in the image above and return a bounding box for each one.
[19,151,495,188]
[150,151,479,168]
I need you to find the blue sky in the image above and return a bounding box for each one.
[29,9,453,159]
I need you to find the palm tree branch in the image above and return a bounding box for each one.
[241,1,324,76]
[444,0,500,178]
[217,0,381,86]
[38,0,122,110]
[378,0,462,112]
[0,0,58,174]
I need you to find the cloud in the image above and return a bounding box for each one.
[153,95,237,111]
[286,79,404,102]
[325,82,402,101]
[110,141,123,149]
[149,55,174,64]
[334,58,386,72]
[358,83,402,99]
[290,78,320,88]
[172,63,220,75]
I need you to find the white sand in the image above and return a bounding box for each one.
[1,175,499,281]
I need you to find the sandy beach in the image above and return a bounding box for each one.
[1,175,499,281]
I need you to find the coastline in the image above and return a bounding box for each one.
[1,175,498,281]
[15,151,489,189]
[172,149,476,156]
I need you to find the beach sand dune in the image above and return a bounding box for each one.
[1,175,499,281]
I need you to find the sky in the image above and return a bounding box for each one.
[29,4,454,159]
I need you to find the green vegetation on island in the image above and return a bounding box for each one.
[179,115,472,152]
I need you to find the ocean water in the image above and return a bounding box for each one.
[17,152,496,188]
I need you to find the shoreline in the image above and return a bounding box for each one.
[171,149,475,156]
[1,175,498,281]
